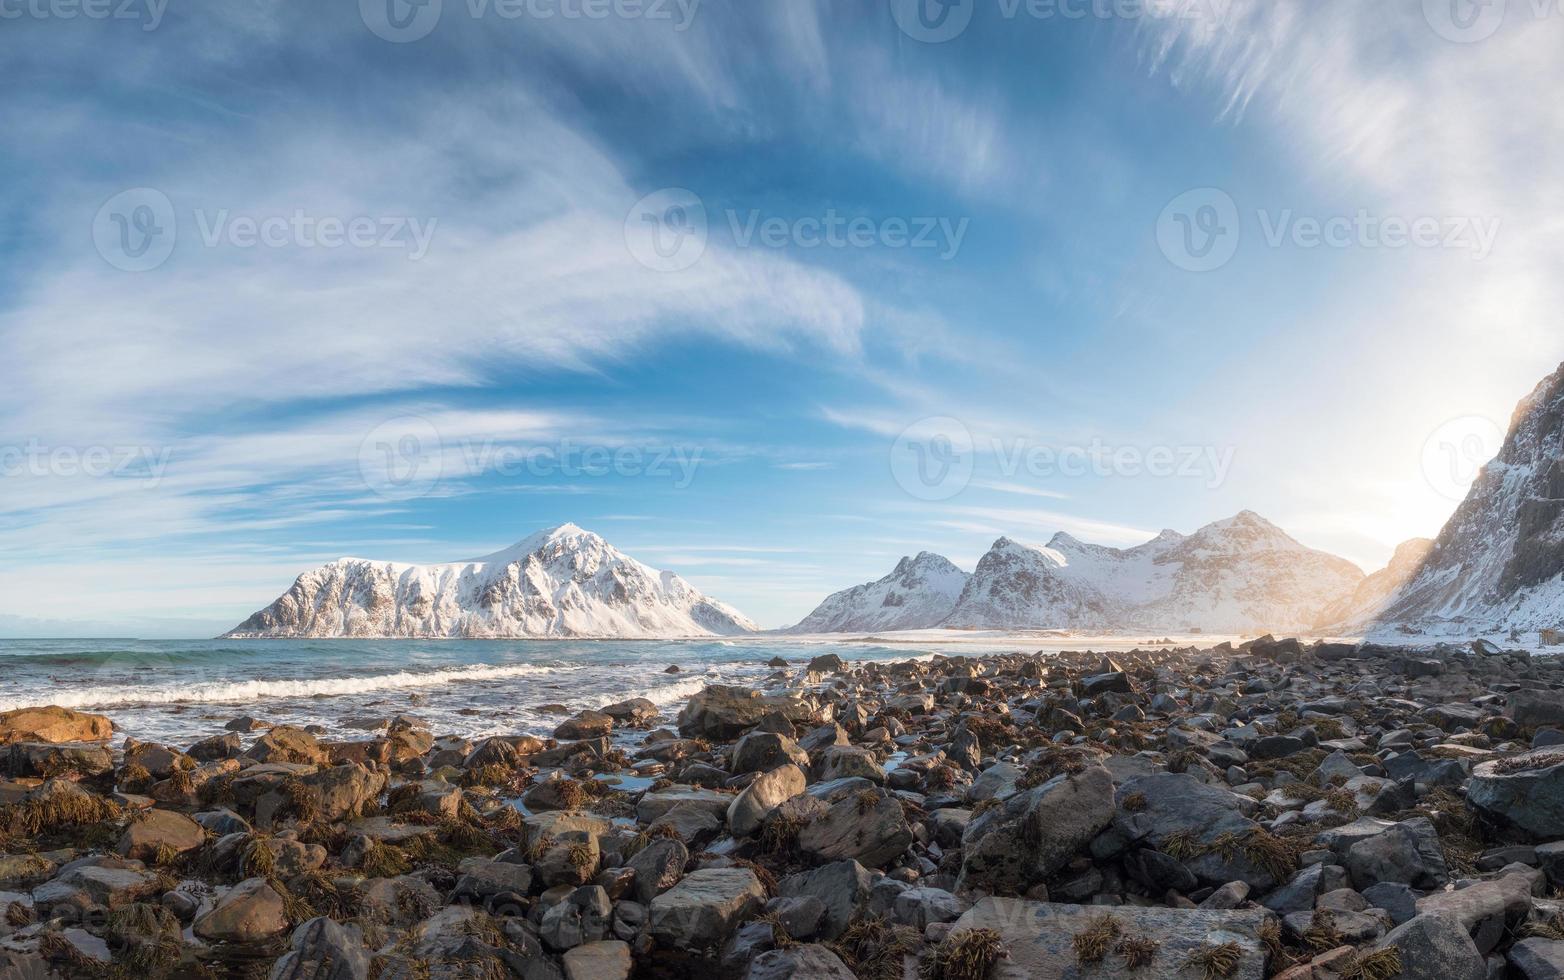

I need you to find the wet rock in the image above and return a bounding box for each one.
[555,711,614,740]
[0,706,112,744]
[649,868,767,951]
[4,741,114,778]
[246,726,328,766]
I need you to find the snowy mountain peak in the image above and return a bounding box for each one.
[939,512,1363,632]
[226,525,758,639]
[789,551,970,634]
[1376,361,1564,635]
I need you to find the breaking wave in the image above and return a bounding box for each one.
[0,661,574,712]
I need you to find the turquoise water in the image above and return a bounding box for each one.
[0,638,929,746]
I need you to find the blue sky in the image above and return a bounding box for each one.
[3,0,1563,635]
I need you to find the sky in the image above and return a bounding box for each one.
[2,0,1563,636]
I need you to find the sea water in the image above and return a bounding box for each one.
[0,637,940,746]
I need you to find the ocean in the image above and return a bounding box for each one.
[0,637,948,747]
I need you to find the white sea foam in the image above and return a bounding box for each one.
[0,662,570,712]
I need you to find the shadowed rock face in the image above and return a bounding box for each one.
[1378,361,1564,634]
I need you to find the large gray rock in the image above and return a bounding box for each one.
[797,790,912,868]
[959,765,1114,893]
[1468,751,1564,839]
[1108,773,1281,891]
[727,764,806,837]
[677,687,816,740]
[744,945,856,979]
[649,868,766,951]
[1372,913,1485,980]
[1345,818,1449,889]
[562,940,631,980]
[1508,691,1564,728]
[269,917,371,980]
[1414,871,1537,954]
[777,860,872,940]
[949,897,1271,980]
[626,837,689,904]
[1510,937,1564,979]
[731,733,809,775]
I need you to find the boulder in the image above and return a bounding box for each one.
[960,765,1114,893]
[1510,937,1564,979]
[677,686,815,740]
[0,706,112,744]
[731,733,809,775]
[1508,691,1564,728]
[797,790,912,868]
[562,940,632,980]
[1414,871,1536,954]
[744,945,856,979]
[649,868,767,950]
[812,745,886,784]
[627,837,689,904]
[727,764,806,837]
[5,741,114,778]
[1371,913,1485,980]
[1344,818,1449,889]
[1468,751,1564,838]
[777,860,873,940]
[194,877,290,943]
[1108,773,1283,891]
[555,711,614,740]
[949,897,1271,979]
[246,726,328,766]
[269,916,372,980]
[115,809,205,862]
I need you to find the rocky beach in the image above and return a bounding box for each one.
[3,637,1564,979]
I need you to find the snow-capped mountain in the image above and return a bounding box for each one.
[941,512,1364,632]
[224,524,759,639]
[1376,362,1564,633]
[787,552,969,633]
[1317,538,1434,630]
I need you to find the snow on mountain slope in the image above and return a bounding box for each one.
[1376,362,1564,633]
[1317,538,1435,630]
[224,524,759,639]
[787,552,969,633]
[940,512,1364,632]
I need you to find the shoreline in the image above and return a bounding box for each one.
[0,634,1561,977]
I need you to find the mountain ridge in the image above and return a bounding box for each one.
[224,524,759,639]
